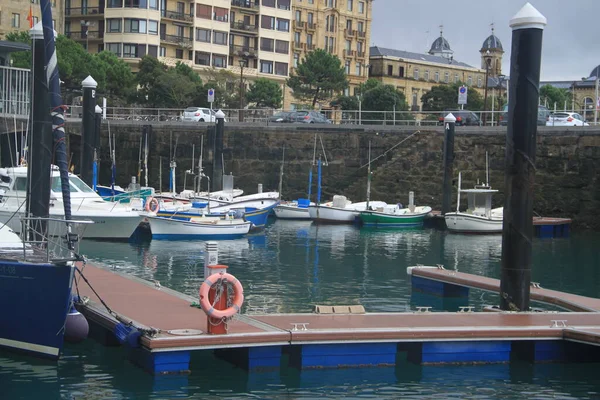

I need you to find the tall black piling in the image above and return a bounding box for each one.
[441,113,456,215]
[212,110,225,191]
[80,75,97,186]
[500,3,547,311]
[26,22,53,241]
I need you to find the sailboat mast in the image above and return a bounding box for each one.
[485,151,490,187]
[456,172,462,212]
[366,141,371,210]
[317,155,322,205]
[144,128,149,187]
[278,146,285,201]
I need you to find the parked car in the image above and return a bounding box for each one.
[546,112,589,127]
[437,110,481,126]
[289,111,332,124]
[499,105,550,126]
[183,107,227,122]
[268,111,293,123]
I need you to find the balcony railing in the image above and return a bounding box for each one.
[231,0,259,11]
[162,10,194,23]
[306,43,315,50]
[230,21,258,33]
[293,41,304,49]
[0,65,30,118]
[356,51,366,59]
[306,22,316,31]
[293,20,304,29]
[357,30,366,38]
[160,34,193,47]
[65,7,104,17]
[66,31,104,40]
[344,29,356,38]
[344,50,355,57]
[229,44,258,58]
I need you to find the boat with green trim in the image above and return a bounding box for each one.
[359,204,432,228]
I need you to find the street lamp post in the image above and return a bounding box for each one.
[482,50,491,126]
[238,58,247,122]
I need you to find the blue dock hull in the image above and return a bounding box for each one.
[0,261,74,359]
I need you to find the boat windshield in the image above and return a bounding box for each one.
[467,192,492,217]
[51,176,95,193]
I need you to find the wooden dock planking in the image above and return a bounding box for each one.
[408,266,600,312]
[75,264,600,354]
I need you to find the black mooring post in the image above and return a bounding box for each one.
[80,75,97,186]
[94,105,102,153]
[441,113,456,215]
[26,22,53,241]
[212,110,225,192]
[500,4,546,312]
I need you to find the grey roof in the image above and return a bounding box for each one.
[540,80,595,89]
[0,40,30,53]
[589,65,600,79]
[487,76,508,89]
[370,46,475,69]
[481,34,503,51]
[429,36,452,53]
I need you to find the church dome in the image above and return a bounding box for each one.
[589,65,600,79]
[430,36,452,53]
[481,34,503,51]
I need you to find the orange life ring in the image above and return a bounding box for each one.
[198,272,244,320]
[145,197,159,213]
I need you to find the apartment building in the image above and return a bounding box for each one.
[0,0,64,39]
[61,0,291,88]
[289,0,372,108]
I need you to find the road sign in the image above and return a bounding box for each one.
[208,88,215,103]
[458,85,468,105]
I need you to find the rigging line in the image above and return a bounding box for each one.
[319,135,329,166]
[311,133,317,166]
[359,130,421,169]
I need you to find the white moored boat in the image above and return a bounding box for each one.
[308,195,387,224]
[147,214,251,240]
[274,199,312,220]
[0,166,145,240]
[444,172,503,234]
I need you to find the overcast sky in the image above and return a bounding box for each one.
[371,0,599,82]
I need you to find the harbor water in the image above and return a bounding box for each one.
[1,220,600,399]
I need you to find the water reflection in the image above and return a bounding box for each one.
[442,233,502,276]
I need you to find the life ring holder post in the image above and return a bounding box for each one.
[204,264,229,335]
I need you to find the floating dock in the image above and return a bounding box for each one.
[75,263,600,375]
[424,211,571,238]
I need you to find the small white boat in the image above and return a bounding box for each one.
[444,172,503,234]
[147,214,251,240]
[308,195,387,224]
[274,199,313,220]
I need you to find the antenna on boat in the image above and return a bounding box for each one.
[312,133,317,166]
[456,172,462,212]
[197,135,204,194]
[144,126,149,188]
[366,141,371,210]
[485,151,490,187]
[159,156,162,193]
[137,130,143,184]
[319,135,329,166]
[278,145,285,201]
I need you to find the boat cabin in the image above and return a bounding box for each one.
[462,188,498,218]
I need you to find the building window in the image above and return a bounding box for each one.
[106,43,121,56]
[328,37,335,53]
[345,60,350,74]
[444,72,449,83]
[477,77,482,87]
[107,0,122,7]
[347,0,353,11]
[260,60,273,74]
[275,40,289,54]
[262,0,275,7]
[213,54,227,68]
[358,21,364,33]
[467,75,473,86]
[275,62,288,76]
[454,73,459,83]
[148,20,158,35]
[159,46,166,56]
[260,38,274,52]
[213,7,228,22]
[149,0,158,10]
[175,48,183,59]
[294,32,301,43]
[124,19,147,33]
[196,4,211,19]
[196,28,210,42]
[278,0,290,10]
[344,88,349,96]
[261,15,275,29]
[307,34,313,47]
[277,18,289,32]
[195,51,210,66]
[356,41,363,54]
[387,65,393,76]
[326,0,334,6]
[295,10,301,22]
[358,1,364,13]
[293,53,299,68]
[124,0,147,8]
[424,70,429,81]
[11,13,20,28]
[148,45,158,57]
[308,13,313,24]
[213,31,227,45]
[434,71,439,82]
[399,66,404,77]
[413,68,419,80]
[107,18,121,32]
[123,43,138,58]
[355,62,361,76]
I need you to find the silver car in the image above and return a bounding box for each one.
[289,111,332,124]
[182,107,227,122]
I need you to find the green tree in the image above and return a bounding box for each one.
[361,80,411,125]
[246,78,282,108]
[540,84,570,110]
[4,31,31,69]
[421,82,484,112]
[93,51,137,106]
[333,95,359,110]
[200,68,240,109]
[140,61,203,108]
[287,49,348,108]
[136,56,168,106]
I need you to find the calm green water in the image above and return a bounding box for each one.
[2,221,600,399]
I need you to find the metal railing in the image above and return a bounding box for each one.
[66,31,104,40]
[229,44,258,57]
[0,65,30,118]
[230,21,258,33]
[163,10,194,23]
[160,34,193,46]
[231,0,259,10]
[65,6,104,16]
